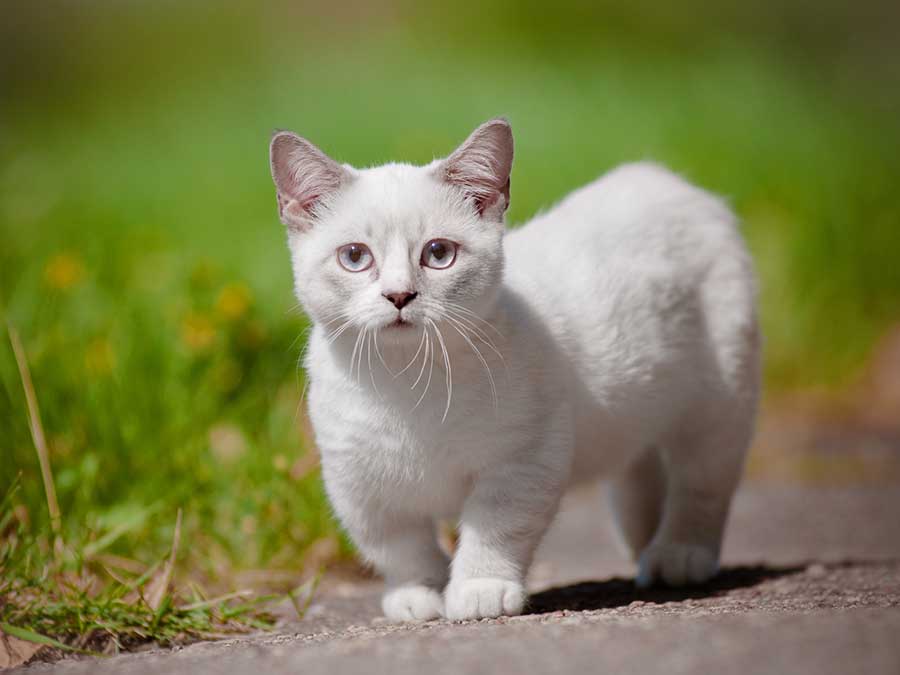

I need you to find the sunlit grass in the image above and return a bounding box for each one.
[1,319,317,656]
[1,484,272,655]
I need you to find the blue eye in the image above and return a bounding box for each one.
[337,243,374,272]
[421,239,458,270]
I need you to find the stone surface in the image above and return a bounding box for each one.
[18,483,900,674]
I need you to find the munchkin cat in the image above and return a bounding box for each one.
[268,119,760,622]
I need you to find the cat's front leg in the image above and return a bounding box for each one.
[322,460,451,621]
[341,507,449,622]
[376,520,450,622]
[445,457,568,621]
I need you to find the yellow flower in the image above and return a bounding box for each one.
[44,253,85,290]
[215,283,252,321]
[181,312,216,352]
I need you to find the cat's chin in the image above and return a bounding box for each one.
[377,318,423,349]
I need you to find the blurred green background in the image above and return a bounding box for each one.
[2,0,899,584]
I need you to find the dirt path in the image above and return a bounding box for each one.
[19,482,900,674]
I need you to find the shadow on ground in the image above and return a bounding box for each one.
[527,564,804,613]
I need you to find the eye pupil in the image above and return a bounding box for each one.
[430,242,446,259]
[349,247,361,263]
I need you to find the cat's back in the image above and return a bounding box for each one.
[504,161,749,314]
[505,161,736,272]
[503,161,755,444]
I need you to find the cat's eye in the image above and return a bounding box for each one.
[421,239,458,270]
[337,243,374,272]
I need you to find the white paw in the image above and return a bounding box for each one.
[381,585,444,622]
[636,542,719,588]
[444,578,526,621]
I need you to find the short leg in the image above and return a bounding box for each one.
[340,510,449,622]
[445,459,567,621]
[638,242,761,587]
[636,419,752,588]
[322,462,449,622]
[608,446,666,558]
[377,521,450,621]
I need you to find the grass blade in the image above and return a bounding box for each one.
[0,623,97,656]
[82,507,154,560]
[146,509,182,610]
[287,569,322,619]
[7,323,62,541]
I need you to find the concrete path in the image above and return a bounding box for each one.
[20,483,900,674]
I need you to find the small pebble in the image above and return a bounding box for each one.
[807,563,827,577]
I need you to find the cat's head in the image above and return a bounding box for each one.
[268,119,513,344]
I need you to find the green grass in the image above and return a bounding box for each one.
[0,479,312,658]
[1,0,899,654]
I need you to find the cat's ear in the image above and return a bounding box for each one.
[269,131,350,232]
[436,118,514,219]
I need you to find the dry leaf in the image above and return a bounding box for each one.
[0,630,44,669]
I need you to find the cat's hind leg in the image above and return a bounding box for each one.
[607,446,666,560]
[635,407,755,588]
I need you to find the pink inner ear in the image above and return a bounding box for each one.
[270,132,346,226]
[498,177,511,212]
[469,183,509,215]
[300,195,321,210]
[445,162,511,216]
[440,119,513,216]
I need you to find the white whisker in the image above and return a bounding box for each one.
[413,325,435,410]
[396,325,428,378]
[356,327,367,384]
[411,326,431,390]
[349,327,365,382]
[444,301,504,338]
[445,315,498,410]
[297,353,310,423]
[326,313,355,344]
[327,322,353,343]
[430,318,453,423]
[367,330,381,397]
[418,298,502,346]
[443,307,505,362]
[372,329,394,377]
[418,299,508,384]
[293,319,326,417]
[288,321,315,353]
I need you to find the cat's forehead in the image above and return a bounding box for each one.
[330,162,455,242]
[353,162,439,210]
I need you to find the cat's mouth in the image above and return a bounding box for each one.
[389,316,413,328]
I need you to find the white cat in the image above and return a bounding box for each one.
[268,119,760,622]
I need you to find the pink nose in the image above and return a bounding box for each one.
[383,291,418,310]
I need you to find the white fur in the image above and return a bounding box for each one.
[269,120,760,623]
